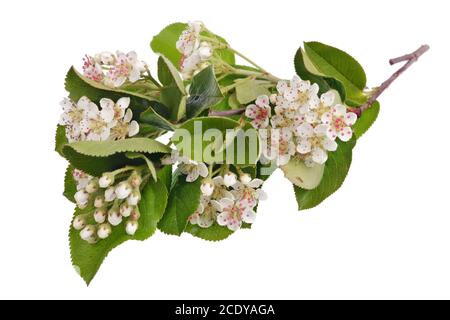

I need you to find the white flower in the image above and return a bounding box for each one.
[97,223,112,239]
[295,123,338,165]
[59,97,94,142]
[321,104,357,142]
[72,169,92,191]
[99,173,114,188]
[179,159,209,182]
[127,190,141,206]
[74,190,89,208]
[198,42,213,60]
[232,176,267,208]
[180,52,202,79]
[94,51,115,65]
[176,21,203,56]
[72,215,87,230]
[104,187,116,202]
[245,95,271,129]
[126,220,139,236]
[217,198,256,231]
[210,176,235,201]
[94,208,107,224]
[223,172,237,188]
[189,196,222,229]
[80,225,96,241]
[115,182,132,199]
[110,109,139,140]
[283,76,320,112]
[108,208,122,226]
[200,181,214,196]
[266,128,296,166]
[82,55,104,82]
[106,51,146,87]
[81,99,115,141]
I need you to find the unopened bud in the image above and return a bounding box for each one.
[94,195,105,208]
[120,203,133,218]
[125,220,139,236]
[99,173,114,188]
[74,190,89,208]
[198,44,212,60]
[200,181,214,196]
[94,208,107,224]
[115,181,132,199]
[269,93,278,104]
[85,179,99,193]
[97,223,112,239]
[127,189,141,206]
[129,172,142,188]
[240,173,252,185]
[86,235,98,244]
[130,207,141,221]
[108,208,122,226]
[72,215,87,230]
[104,187,116,202]
[223,172,237,188]
[80,225,96,241]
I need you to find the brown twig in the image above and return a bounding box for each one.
[356,45,430,115]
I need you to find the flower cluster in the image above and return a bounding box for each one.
[161,150,209,183]
[245,76,357,167]
[59,96,139,142]
[190,172,267,231]
[82,51,147,87]
[176,21,213,79]
[72,169,144,244]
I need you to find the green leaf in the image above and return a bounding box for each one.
[173,117,259,166]
[186,66,223,118]
[151,23,186,69]
[70,176,168,285]
[158,171,202,235]
[63,165,77,203]
[235,78,271,104]
[294,48,346,101]
[294,137,356,210]
[303,42,367,104]
[62,138,170,176]
[353,101,380,139]
[158,56,187,121]
[185,223,233,241]
[55,125,68,157]
[140,105,176,131]
[281,157,325,190]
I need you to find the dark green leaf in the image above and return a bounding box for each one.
[63,165,77,203]
[55,125,68,157]
[185,223,233,241]
[294,137,356,210]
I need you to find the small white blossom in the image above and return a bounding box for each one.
[176,21,203,56]
[94,208,107,224]
[115,182,132,200]
[296,123,338,165]
[59,97,93,142]
[179,158,209,182]
[106,51,146,87]
[72,215,87,230]
[97,223,112,239]
[81,99,115,141]
[321,104,357,142]
[120,203,133,218]
[82,55,104,82]
[99,173,114,188]
[125,220,139,236]
[232,176,267,208]
[189,196,222,228]
[74,190,89,208]
[217,198,255,231]
[245,95,271,129]
[200,181,214,196]
[108,208,122,226]
[80,225,96,241]
[127,190,141,206]
[223,172,237,188]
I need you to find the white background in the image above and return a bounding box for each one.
[0,0,448,299]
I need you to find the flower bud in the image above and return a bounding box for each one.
[130,207,141,221]
[127,189,141,206]
[125,220,139,236]
[80,225,96,241]
[85,179,99,194]
[94,208,107,224]
[223,172,237,187]
[115,182,132,199]
[269,94,278,105]
[129,172,142,188]
[97,223,112,239]
[200,181,214,196]
[99,173,114,188]
[240,173,252,185]
[74,190,89,208]
[72,215,87,230]
[198,44,212,60]
[104,187,116,202]
[94,195,105,208]
[107,208,122,226]
[120,203,133,218]
[86,235,98,244]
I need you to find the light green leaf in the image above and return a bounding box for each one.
[294,137,356,210]
[158,170,202,235]
[186,66,223,118]
[281,157,325,190]
[303,42,367,104]
[353,101,380,139]
[294,48,346,101]
[173,117,259,166]
[150,23,186,69]
[140,106,176,131]
[62,138,170,176]
[235,78,271,104]
[185,224,233,241]
[70,175,168,285]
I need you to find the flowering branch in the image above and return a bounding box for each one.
[355,45,430,115]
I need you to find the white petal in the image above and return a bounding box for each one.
[321,91,335,106]
[277,154,291,166]
[220,198,234,209]
[100,98,114,111]
[117,97,130,110]
[295,123,314,138]
[326,127,338,140]
[245,104,258,119]
[276,81,288,94]
[248,178,264,188]
[338,127,353,142]
[123,108,133,123]
[210,200,223,211]
[332,104,346,116]
[312,148,328,164]
[308,83,319,96]
[77,96,91,109]
[129,68,141,83]
[321,112,333,125]
[101,105,115,123]
[197,163,208,178]
[322,138,338,151]
[128,121,139,137]
[242,209,256,224]
[227,220,241,231]
[314,124,329,136]
[344,112,357,126]
[186,169,199,182]
[256,95,269,106]
[216,212,228,226]
[297,139,311,154]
